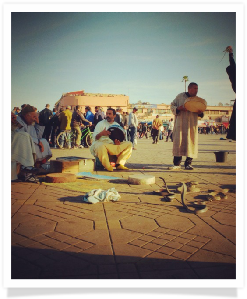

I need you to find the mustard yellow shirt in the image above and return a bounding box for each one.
[152,118,163,130]
[59,109,72,130]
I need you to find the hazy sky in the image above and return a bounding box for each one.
[11,12,236,110]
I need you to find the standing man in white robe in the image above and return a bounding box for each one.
[169,82,204,170]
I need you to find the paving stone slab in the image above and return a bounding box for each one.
[81,245,115,265]
[56,218,93,237]
[192,265,236,279]
[113,244,152,264]
[120,215,159,233]
[109,229,142,244]
[156,214,195,232]
[11,255,41,279]
[14,217,56,238]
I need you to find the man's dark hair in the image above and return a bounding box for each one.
[188,82,198,88]
[85,106,91,111]
[21,104,36,116]
[107,107,116,115]
[76,105,82,110]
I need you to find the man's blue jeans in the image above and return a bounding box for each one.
[61,130,71,148]
[129,126,137,148]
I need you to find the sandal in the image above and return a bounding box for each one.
[24,173,40,183]
[41,164,50,171]
[21,166,39,174]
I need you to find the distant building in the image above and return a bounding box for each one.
[204,105,233,123]
[55,90,233,127]
[129,102,234,126]
[55,90,129,112]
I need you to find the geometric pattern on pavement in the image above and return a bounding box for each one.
[11,135,236,279]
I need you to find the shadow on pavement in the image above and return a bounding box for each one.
[193,165,236,170]
[219,184,236,190]
[11,246,236,279]
[199,150,236,154]
[128,163,236,170]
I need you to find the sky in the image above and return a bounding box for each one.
[11,11,237,111]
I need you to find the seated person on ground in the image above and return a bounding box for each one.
[90,108,132,172]
[16,105,52,169]
[11,112,39,182]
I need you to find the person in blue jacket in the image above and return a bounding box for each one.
[85,106,94,123]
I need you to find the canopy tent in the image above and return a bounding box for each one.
[198,120,207,127]
[204,120,216,126]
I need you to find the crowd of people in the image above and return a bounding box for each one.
[12,46,235,181]
[10,105,139,181]
[198,125,228,135]
[11,97,230,181]
[135,119,174,142]
[11,95,231,182]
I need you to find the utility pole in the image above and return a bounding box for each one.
[182,76,189,92]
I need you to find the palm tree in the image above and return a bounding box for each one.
[182,76,189,91]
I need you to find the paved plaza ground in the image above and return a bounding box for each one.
[11,133,237,280]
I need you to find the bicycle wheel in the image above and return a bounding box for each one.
[70,131,77,148]
[56,131,67,149]
[85,132,93,147]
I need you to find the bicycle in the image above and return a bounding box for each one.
[56,126,93,149]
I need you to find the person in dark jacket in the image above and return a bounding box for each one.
[39,104,53,142]
[225,46,236,141]
[49,108,60,148]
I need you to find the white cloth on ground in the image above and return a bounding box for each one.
[83,188,121,204]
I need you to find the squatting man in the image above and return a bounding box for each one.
[90,108,132,172]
